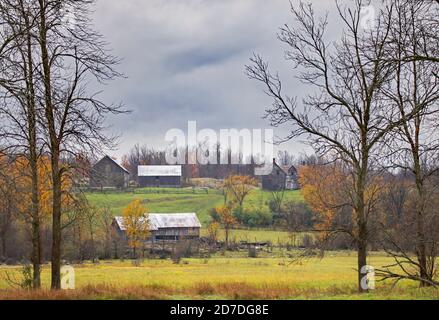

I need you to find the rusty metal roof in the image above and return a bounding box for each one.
[114,213,201,231]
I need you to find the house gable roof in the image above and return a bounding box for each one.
[94,155,130,174]
[280,165,298,175]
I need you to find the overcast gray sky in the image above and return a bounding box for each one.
[91,0,351,160]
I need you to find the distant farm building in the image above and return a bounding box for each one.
[262,159,299,191]
[138,165,182,187]
[90,155,130,189]
[112,213,201,242]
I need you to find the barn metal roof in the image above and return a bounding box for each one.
[138,165,182,177]
[114,213,201,231]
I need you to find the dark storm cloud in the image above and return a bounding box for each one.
[91,0,343,158]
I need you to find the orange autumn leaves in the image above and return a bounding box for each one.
[122,199,150,255]
[299,164,384,237]
[223,175,258,208]
[299,165,344,234]
[0,155,74,218]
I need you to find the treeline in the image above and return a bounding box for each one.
[120,143,303,183]
[0,0,126,289]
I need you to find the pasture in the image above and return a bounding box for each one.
[1,189,433,300]
[0,252,438,299]
[85,188,302,229]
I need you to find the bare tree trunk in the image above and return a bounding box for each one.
[50,155,62,289]
[356,171,368,293]
[414,167,429,287]
[357,223,368,292]
[0,234,6,257]
[30,158,41,289]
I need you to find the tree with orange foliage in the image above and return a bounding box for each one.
[300,164,351,238]
[215,205,237,247]
[207,221,220,243]
[13,156,75,218]
[12,156,76,277]
[123,200,150,259]
[223,175,258,210]
[300,164,383,249]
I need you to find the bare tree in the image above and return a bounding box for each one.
[391,0,439,67]
[0,0,43,289]
[270,188,285,214]
[34,0,127,289]
[278,150,295,166]
[246,0,410,292]
[377,0,439,287]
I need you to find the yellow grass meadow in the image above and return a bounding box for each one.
[0,252,438,300]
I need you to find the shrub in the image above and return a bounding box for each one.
[209,207,220,222]
[323,233,354,250]
[278,201,314,230]
[252,207,272,226]
[171,240,196,264]
[301,234,315,248]
[234,206,273,227]
[207,222,220,243]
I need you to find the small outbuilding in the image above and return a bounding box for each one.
[90,155,130,189]
[112,213,201,242]
[138,165,182,188]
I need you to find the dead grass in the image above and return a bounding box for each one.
[1,283,438,300]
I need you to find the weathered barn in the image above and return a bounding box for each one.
[138,165,182,187]
[89,155,130,189]
[261,159,299,191]
[112,213,201,242]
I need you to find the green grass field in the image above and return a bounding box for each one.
[0,252,437,299]
[85,188,303,227]
[86,189,224,225]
